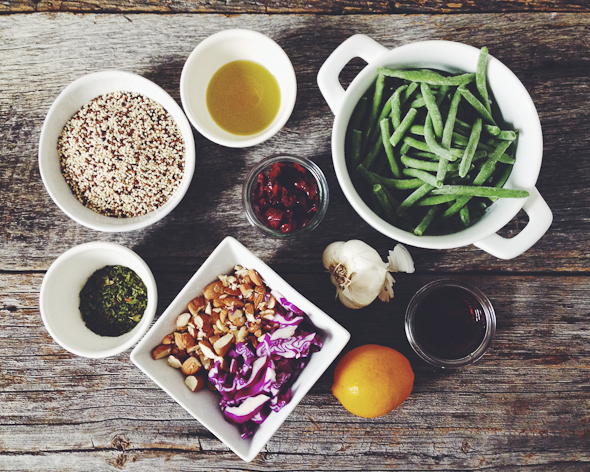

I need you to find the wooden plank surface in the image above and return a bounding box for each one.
[2,272,590,470]
[2,0,590,14]
[1,13,590,272]
[1,11,590,471]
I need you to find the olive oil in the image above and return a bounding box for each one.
[206,60,280,136]
[413,286,487,360]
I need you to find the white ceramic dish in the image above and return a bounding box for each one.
[38,70,196,232]
[40,241,158,358]
[180,29,297,148]
[318,35,552,259]
[130,236,350,462]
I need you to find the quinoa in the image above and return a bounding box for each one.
[58,91,185,218]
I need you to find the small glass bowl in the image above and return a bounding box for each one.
[405,279,496,368]
[242,155,329,237]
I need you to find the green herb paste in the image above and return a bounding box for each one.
[79,265,148,337]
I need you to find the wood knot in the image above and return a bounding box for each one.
[111,435,131,451]
[460,440,471,453]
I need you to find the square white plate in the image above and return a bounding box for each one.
[130,236,350,461]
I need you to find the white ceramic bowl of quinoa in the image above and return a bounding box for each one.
[39,71,196,232]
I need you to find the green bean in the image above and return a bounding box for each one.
[411,151,440,160]
[368,74,385,133]
[403,82,419,103]
[390,108,418,147]
[458,86,497,125]
[349,96,368,135]
[377,67,476,86]
[400,141,412,156]
[380,118,401,178]
[401,155,439,171]
[402,168,443,188]
[360,136,383,169]
[459,117,483,177]
[424,113,453,161]
[459,205,471,227]
[373,184,397,223]
[452,132,469,147]
[470,149,489,162]
[437,88,461,182]
[350,129,363,169]
[410,125,425,135]
[356,163,380,187]
[473,140,512,185]
[454,118,472,134]
[403,136,430,152]
[390,85,408,129]
[497,130,517,141]
[436,85,450,106]
[476,46,491,113]
[476,141,515,164]
[442,196,471,218]
[487,163,514,201]
[367,87,400,145]
[375,175,424,190]
[397,183,435,216]
[483,124,500,136]
[370,191,385,219]
[416,194,458,206]
[431,185,529,198]
[493,163,513,188]
[414,207,440,236]
[410,96,426,108]
[421,83,444,138]
[442,88,462,149]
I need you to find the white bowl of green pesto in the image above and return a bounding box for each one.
[40,242,158,358]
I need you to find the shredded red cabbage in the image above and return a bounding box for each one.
[207,292,322,439]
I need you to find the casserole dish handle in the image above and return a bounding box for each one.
[474,187,553,259]
[317,34,388,115]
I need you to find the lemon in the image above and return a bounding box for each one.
[332,344,414,418]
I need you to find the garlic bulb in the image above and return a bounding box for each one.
[323,240,414,309]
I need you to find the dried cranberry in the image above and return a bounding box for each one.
[269,162,284,182]
[265,207,283,229]
[294,179,310,196]
[294,163,306,174]
[281,221,296,233]
[250,160,321,234]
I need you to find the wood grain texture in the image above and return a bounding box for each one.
[1,11,590,471]
[1,272,590,470]
[1,0,589,14]
[1,13,590,272]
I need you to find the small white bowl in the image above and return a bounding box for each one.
[318,36,553,259]
[39,70,196,232]
[130,236,350,462]
[180,29,297,148]
[40,242,158,358]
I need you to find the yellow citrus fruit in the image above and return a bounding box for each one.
[332,344,414,418]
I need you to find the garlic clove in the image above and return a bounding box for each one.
[339,265,385,309]
[378,272,396,302]
[387,244,415,273]
[322,241,344,269]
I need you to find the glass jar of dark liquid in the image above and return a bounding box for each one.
[405,280,496,368]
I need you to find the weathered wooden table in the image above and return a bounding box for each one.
[2,2,590,470]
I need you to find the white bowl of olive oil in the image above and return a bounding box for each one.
[180,29,297,148]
